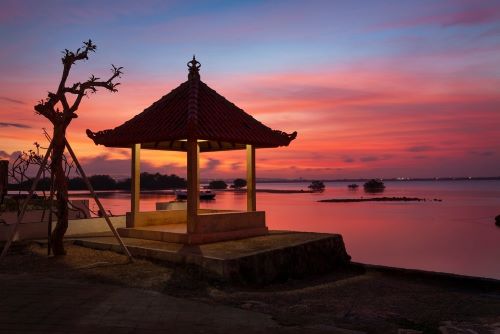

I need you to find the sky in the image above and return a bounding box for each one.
[0,0,499,180]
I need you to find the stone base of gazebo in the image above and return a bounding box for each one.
[74,231,351,284]
[118,209,268,244]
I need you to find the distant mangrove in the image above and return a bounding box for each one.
[308,180,325,192]
[363,179,386,192]
[208,180,228,190]
[7,172,187,191]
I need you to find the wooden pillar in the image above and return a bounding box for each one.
[130,143,140,228]
[246,144,256,211]
[197,144,200,198]
[0,160,8,203]
[186,138,199,233]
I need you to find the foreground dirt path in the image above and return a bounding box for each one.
[0,242,499,333]
[0,273,283,334]
[1,273,364,334]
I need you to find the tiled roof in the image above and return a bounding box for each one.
[87,57,297,152]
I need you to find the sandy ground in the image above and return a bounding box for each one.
[1,241,499,334]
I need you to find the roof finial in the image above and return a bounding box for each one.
[187,55,201,80]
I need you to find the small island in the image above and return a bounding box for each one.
[308,180,326,192]
[319,196,442,203]
[363,179,386,192]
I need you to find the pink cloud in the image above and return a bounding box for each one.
[377,4,500,29]
[0,150,10,159]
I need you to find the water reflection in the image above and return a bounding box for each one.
[71,180,500,279]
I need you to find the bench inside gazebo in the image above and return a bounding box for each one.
[87,57,296,244]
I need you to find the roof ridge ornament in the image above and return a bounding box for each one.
[187,55,201,80]
[187,55,200,138]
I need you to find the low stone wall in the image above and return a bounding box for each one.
[126,209,236,228]
[0,215,126,241]
[195,211,265,233]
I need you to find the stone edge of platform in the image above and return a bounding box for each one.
[72,232,351,284]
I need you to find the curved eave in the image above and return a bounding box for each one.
[86,129,297,152]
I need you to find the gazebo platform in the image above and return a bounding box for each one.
[72,231,351,284]
[118,224,269,244]
[119,209,269,244]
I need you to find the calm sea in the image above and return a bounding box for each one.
[74,180,500,279]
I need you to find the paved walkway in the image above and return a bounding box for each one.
[0,274,360,334]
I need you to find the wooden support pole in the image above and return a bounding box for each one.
[47,171,55,256]
[197,143,200,203]
[186,138,199,233]
[0,160,8,204]
[0,142,53,260]
[246,144,256,211]
[65,140,133,261]
[130,144,140,228]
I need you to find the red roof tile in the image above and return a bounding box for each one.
[87,57,297,152]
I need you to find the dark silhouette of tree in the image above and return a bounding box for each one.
[208,180,228,190]
[68,177,86,190]
[138,172,186,190]
[34,40,122,255]
[10,173,187,191]
[89,175,117,190]
[116,178,131,190]
[363,179,385,193]
[232,178,247,189]
[308,180,325,192]
[9,177,54,191]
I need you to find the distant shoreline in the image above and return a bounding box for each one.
[65,188,317,196]
[256,176,500,183]
[318,196,443,203]
[7,177,500,193]
[7,176,498,197]
[256,189,314,193]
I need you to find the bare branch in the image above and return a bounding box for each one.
[57,40,97,95]
[68,64,123,113]
[35,40,122,128]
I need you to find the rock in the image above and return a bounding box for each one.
[288,304,310,313]
[305,324,365,333]
[240,300,268,310]
[439,320,500,333]
[240,303,253,310]
[398,329,423,334]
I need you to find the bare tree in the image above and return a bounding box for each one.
[34,40,122,255]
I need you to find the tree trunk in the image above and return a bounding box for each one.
[50,124,69,255]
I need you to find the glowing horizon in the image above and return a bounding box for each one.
[1,0,499,179]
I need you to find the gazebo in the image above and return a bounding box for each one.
[87,57,297,244]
